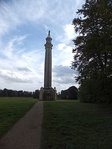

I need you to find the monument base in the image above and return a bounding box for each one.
[39,87,57,101]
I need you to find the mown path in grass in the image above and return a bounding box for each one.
[0,100,43,149]
[0,97,37,138]
[42,100,112,149]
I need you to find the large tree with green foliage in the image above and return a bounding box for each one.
[72,0,112,103]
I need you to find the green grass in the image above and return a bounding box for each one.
[42,100,112,149]
[0,97,37,138]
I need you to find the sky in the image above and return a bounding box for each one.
[0,0,85,92]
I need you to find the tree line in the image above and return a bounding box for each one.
[0,88,39,98]
[0,87,78,100]
[72,0,112,103]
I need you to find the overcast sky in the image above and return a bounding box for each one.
[0,0,84,92]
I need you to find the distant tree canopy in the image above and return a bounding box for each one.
[0,88,33,97]
[72,0,112,103]
[60,86,78,100]
[0,88,39,99]
[33,90,39,99]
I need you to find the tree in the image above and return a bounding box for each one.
[72,0,112,103]
[33,90,39,99]
[0,88,33,97]
[61,86,78,100]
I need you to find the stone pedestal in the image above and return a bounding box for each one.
[39,87,57,101]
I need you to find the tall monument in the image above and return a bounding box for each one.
[39,31,56,100]
[44,30,52,88]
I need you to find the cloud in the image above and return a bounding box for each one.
[0,1,21,35]
[53,65,73,75]
[2,35,28,58]
[17,67,31,72]
[0,0,47,36]
[53,65,77,84]
[57,43,73,53]
[53,24,75,67]
[0,0,85,36]
[52,65,78,91]
[13,0,46,23]
[64,24,75,41]
[0,0,85,91]
[53,42,74,67]
[53,65,79,91]
[0,69,32,83]
[0,34,44,87]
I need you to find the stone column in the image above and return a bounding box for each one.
[39,31,57,100]
[44,31,53,88]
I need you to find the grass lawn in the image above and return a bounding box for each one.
[42,100,112,149]
[0,97,37,138]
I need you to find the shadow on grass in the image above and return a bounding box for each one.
[42,100,112,149]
